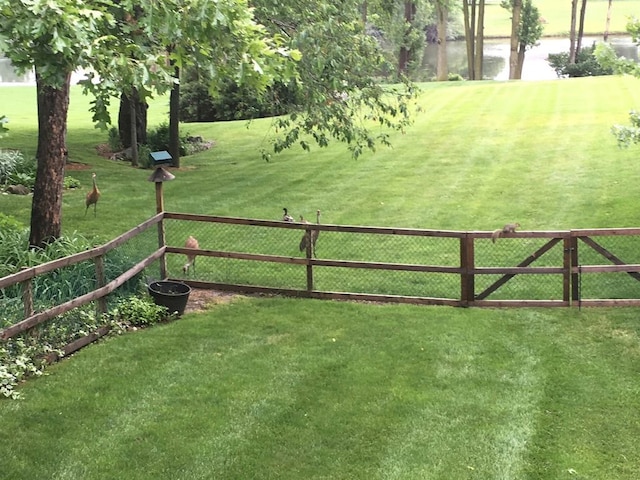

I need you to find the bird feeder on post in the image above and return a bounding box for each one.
[148,151,175,279]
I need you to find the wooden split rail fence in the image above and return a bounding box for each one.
[2,212,640,349]
[163,213,640,308]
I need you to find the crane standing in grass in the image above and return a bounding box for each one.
[85,173,100,217]
[183,235,199,275]
[299,210,321,257]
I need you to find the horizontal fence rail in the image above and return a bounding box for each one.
[163,213,640,308]
[2,213,640,352]
[0,213,164,343]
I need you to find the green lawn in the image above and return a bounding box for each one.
[3,75,640,238]
[2,75,640,478]
[1,299,639,479]
[484,0,640,38]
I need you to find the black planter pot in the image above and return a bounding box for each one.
[148,281,191,316]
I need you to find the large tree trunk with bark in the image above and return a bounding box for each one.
[509,0,523,79]
[435,2,448,81]
[29,71,71,248]
[118,89,148,149]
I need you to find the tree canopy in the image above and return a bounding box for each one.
[0,0,298,247]
[595,17,640,148]
[251,0,418,160]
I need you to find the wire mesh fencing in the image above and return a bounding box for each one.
[0,219,160,333]
[164,215,464,300]
[3,214,640,337]
[474,236,566,301]
[575,231,640,301]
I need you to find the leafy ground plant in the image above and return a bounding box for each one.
[0,149,34,187]
[108,296,172,329]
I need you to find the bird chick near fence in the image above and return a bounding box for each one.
[85,173,100,217]
[491,223,520,243]
[299,210,321,257]
[183,235,199,275]
[282,207,294,222]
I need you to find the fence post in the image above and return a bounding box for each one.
[21,278,33,320]
[567,234,579,305]
[148,167,175,279]
[460,234,475,306]
[305,229,313,292]
[94,255,107,316]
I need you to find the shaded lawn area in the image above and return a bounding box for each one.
[1,297,639,479]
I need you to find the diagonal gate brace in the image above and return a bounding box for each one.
[475,238,562,300]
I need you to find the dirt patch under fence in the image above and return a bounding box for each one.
[184,288,242,313]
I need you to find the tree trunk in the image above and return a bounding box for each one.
[509,0,523,79]
[516,42,526,78]
[398,2,416,76]
[169,66,181,167]
[361,1,368,24]
[129,100,138,167]
[576,0,588,55]
[118,89,148,149]
[569,0,579,63]
[29,71,71,248]
[436,2,449,81]
[473,0,485,80]
[463,0,476,79]
[604,0,613,41]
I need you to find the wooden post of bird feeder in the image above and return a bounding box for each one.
[148,151,175,279]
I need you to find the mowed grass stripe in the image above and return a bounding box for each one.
[3,76,640,235]
[2,299,640,478]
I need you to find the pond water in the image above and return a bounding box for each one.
[420,35,638,81]
[1,36,637,85]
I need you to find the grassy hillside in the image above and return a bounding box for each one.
[484,0,640,38]
[2,77,640,480]
[2,75,640,241]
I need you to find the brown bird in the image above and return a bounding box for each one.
[85,173,100,216]
[299,210,321,257]
[183,235,199,275]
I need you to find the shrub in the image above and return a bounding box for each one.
[146,123,189,157]
[0,228,159,399]
[0,149,36,187]
[179,82,217,123]
[63,176,81,189]
[138,144,152,169]
[107,126,122,152]
[547,43,614,78]
[179,77,300,122]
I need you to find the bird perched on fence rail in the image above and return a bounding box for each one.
[183,235,199,275]
[299,210,321,257]
[85,173,100,217]
[282,207,294,222]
